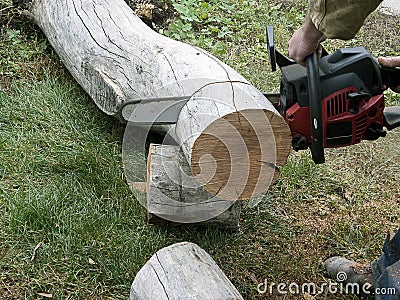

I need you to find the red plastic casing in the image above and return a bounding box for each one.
[285,87,385,148]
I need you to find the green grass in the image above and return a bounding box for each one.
[0,75,241,298]
[0,76,139,298]
[1,0,400,299]
[0,1,58,87]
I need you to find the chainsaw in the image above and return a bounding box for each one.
[118,26,400,165]
[265,25,400,164]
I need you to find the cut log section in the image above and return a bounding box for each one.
[130,242,244,300]
[147,144,241,229]
[28,0,291,201]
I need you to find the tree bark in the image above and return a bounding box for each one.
[130,242,244,300]
[28,0,291,200]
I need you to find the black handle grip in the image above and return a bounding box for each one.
[380,65,400,89]
[266,25,296,71]
[306,52,325,164]
[266,25,277,72]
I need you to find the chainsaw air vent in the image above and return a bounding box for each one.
[355,115,368,141]
[326,91,349,118]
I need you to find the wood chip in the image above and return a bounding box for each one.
[37,292,52,298]
[249,273,258,283]
[31,242,43,261]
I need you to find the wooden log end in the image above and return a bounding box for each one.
[191,109,291,201]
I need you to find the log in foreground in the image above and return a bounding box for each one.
[28,0,291,200]
[130,242,244,300]
[147,144,241,228]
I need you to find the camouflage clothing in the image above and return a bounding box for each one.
[308,0,383,39]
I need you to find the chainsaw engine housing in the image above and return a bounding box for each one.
[279,47,386,150]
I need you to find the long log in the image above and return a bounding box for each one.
[27,0,291,200]
[130,242,244,300]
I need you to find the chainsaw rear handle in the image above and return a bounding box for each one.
[306,51,325,164]
[380,65,400,89]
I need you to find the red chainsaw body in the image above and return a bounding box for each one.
[285,86,385,148]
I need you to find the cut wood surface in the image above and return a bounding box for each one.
[130,242,244,300]
[28,0,291,200]
[147,144,241,228]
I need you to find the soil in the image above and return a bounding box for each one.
[125,0,176,31]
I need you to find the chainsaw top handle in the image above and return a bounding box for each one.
[306,51,325,164]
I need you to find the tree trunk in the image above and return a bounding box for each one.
[130,242,244,300]
[28,0,291,200]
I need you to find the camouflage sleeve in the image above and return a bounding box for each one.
[308,0,383,39]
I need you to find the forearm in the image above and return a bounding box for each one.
[309,0,383,39]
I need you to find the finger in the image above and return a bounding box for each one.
[319,34,327,43]
[378,56,400,68]
[289,43,317,66]
[391,86,400,93]
[317,44,322,59]
[297,60,306,67]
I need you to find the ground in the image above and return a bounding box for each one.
[0,0,399,299]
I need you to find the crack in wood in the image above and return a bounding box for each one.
[74,0,127,60]
[161,53,185,94]
[195,48,241,125]
[151,255,171,300]
[91,3,128,55]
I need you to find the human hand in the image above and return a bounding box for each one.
[378,56,400,93]
[288,16,326,65]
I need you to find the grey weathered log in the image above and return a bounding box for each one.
[130,242,244,300]
[147,144,241,229]
[28,0,291,201]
